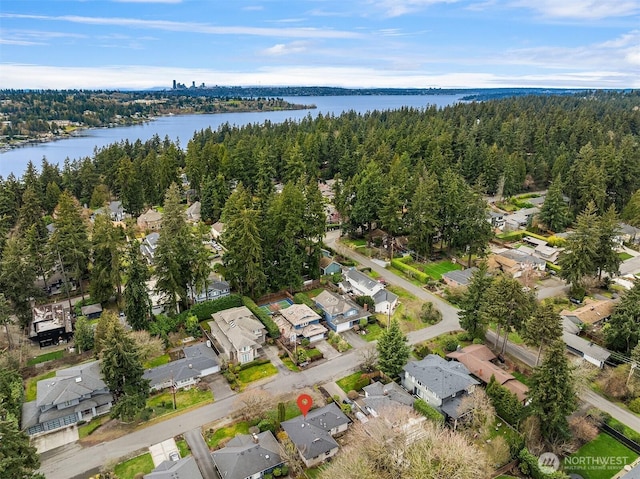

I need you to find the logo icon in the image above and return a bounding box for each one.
[538,452,560,472]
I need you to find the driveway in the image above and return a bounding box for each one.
[314,339,341,360]
[620,255,640,275]
[207,375,235,402]
[184,429,217,479]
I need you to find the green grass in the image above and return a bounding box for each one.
[143,354,170,369]
[566,433,638,479]
[114,453,155,479]
[176,439,190,458]
[336,371,369,393]
[147,388,213,412]
[422,260,462,280]
[305,466,325,478]
[27,350,64,366]
[281,356,300,372]
[206,421,250,448]
[387,285,416,300]
[512,371,531,387]
[78,416,109,439]
[305,287,325,298]
[237,362,278,385]
[362,322,384,342]
[619,252,634,261]
[25,371,56,401]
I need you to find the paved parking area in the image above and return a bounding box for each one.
[149,438,179,466]
[314,340,341,360]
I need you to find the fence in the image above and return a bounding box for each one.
[601,423,640,455]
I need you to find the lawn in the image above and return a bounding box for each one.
[143,354,170,369]
[336,371,370,394]
[114,453,155,479]
[566,433,638,479]
[619,252,634,261]
[176,439,190,458]
[27,350,64,366]
[422,260,462,280]
[78,415,109,439]
[25,371,56,401]
[147,387,212,413]
[281,356,300,372]
[237,362,278,385]
[206,421,250,448]
[362,322,384,342]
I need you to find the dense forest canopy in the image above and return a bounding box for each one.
[0,90,638,296]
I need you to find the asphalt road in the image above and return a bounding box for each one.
[38,231,640,478]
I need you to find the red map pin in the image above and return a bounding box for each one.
[296,394,313,417]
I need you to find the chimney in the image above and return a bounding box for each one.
[252,433,259,443]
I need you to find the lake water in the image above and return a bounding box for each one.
[0,94,463,178]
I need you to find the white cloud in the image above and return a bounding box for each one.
[0,38,44,46]
[1,63,637,90]
[373,0,460,17]
[0,13,362,39]
[263,41,309,56]
[511,0,640,19]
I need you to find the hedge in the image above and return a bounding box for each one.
[293,293,323,315]
[486,375,527,425]
[518,448,569,479]
[413,399,444,424]
[173,294,244,328]
[242,296,280,339]
[496,230,526,241]
[390,258,429,283]
[547,262,561,273]
[239,357,271,371]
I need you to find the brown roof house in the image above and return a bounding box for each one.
[447,344,529,404]
[137,208,163,231]
[561,299,615,327]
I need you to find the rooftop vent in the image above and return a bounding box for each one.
[75,377,82,383]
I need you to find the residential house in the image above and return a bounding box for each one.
[145,456,203,479]
[504,207,540,231]
[319,256,342,276]
[146,278,175,316]
[446,344,528,404]
[207,306,266,364]
[137,208,163,231]
[80,303,103,320]
[561,299,615,328]
[617,223,640,245]
[402,354,479,420]
[108,200,126,222]
[211,221,224,240]
[521,236,562,263]
[314,290,371,333]
[487,250,545,278]
[144,342,219,391]
[499,249,546,272]
[562,331,611,368]
[362,381,415,417]
[29,302,74,347]
[211,431,283,479]
[185,201,201,223]
[487,211,506,230]
[281,403,350,468]
[343,268,398,314]
[273,303,327,343]
[141,232,160,264]
[188,275,230,304]
[22,361,112,437]
[442,267,478,288]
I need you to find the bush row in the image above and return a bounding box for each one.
[390,258,430,283]
[486,376,527,426]
[413,399,445,424]
[242,296,281,339]
[518,448,569,479]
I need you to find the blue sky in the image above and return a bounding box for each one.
[0,0,638,89]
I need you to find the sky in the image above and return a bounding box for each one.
[0,0,638,90]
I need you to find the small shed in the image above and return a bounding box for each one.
[80,303,103,320]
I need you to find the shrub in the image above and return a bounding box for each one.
[272,467,282,477]
[486,376,527,425]
[413,343,431,360]
[518,448,568,479]
[355,295,375,312]
[280,465,289,476]
[242,296,280,338]
[630,398,640,414]
[442,337,459,352]
[390,258,430,283]
[347,390,359,400]
[568,416,599,444]
[258,419,275,433]
[472,337,484,345]
[456,331,472,342]
[413,399,444,424]
[300,338,310,347]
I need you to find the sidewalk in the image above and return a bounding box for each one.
[322,381,348,401]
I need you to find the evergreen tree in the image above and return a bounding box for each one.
[350,161,384,235]
[99,315,149,422]
[457,187,493,266]
[0,236,38,329]
[595,205,621,280]
[459,262,493,338]
[377,319,410,378]
[538,175,571,232]
[408,169,440,256]
[523,303,563,366]
[123,240,151,331]
[529,339,577,443]
[558,201,599,296]
[49,190,90,299]
[605,282,640,354]
[622,189,640,227]
[0,294,13,350]
[302,179,326,279]
[0,416,44,479]
[90,213,125,303]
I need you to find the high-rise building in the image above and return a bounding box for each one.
[172,79,176,89]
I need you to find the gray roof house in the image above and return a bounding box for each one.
[372,288,399,314]
[344,268,384,297]
[207,306,266,364]
[145,456,203,479]
[141,232,160,264]
[188,275,230,304]
[442,267,478,288]
[281,403,351,468]
[314,290,370,333]
[186,201,201,222]
[362,381,414,417]
[402,354,479,419]
[22,361,112,438]
[143,342,220,391]
[211,431,283,479]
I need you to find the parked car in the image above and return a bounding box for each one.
[169,452,180,461]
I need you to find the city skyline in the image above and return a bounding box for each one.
[0,0,638,90]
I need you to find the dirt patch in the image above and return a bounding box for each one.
[79,419,136,446]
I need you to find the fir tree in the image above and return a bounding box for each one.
[377,319,410,378]
[538,175,571,232]
[123,240,151,331]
